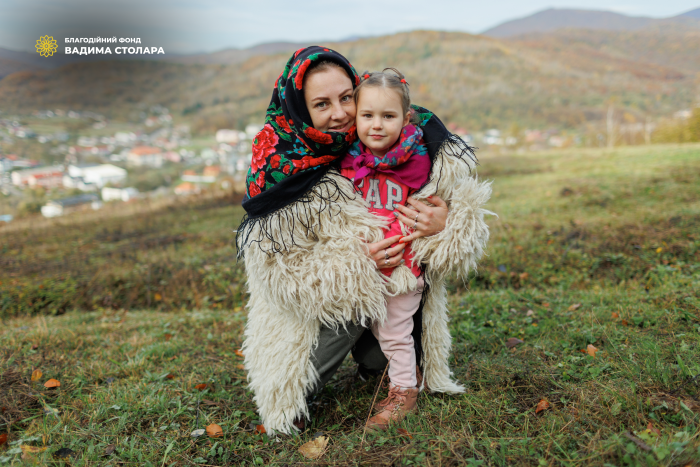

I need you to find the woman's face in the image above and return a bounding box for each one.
[303,67,355,133]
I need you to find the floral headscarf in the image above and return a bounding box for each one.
[245,46,360,199]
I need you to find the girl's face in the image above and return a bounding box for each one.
[356,86,411,157]
[303,67,355,133]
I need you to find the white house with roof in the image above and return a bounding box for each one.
[41,193,102,218]
[11,165,64,188]
[127,146,163,167]
[64,164,127,190]
[101,187,139,202]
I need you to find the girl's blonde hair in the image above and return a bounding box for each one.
[353,68,412,118]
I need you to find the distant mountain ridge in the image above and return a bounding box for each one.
[680,7,700,18]
[1,29,697,136]
[482,7,700,37]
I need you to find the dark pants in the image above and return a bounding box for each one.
[308,323,387,395]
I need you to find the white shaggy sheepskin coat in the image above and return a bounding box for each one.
[241,144,493,434]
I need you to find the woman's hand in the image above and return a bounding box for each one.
[365,235,406,270]
[394,195,448,243]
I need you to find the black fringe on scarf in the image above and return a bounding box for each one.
[421,133,479,194]
[235,134,477,257]
[235,168,357,258]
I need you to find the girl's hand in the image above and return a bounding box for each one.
[365,235,406,270]
[394,195,448,243]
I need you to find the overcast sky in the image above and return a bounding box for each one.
[2,0,698,54]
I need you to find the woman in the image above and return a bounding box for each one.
[237,46,492,434]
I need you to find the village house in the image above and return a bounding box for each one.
[41,193,102,218]
[174,182,200,196]
[181,165,220,184]
[11,165,64,188]
[64,164,127,189]
[101,187,139,202]
[127,146,163,168]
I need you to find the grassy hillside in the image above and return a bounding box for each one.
[1,143,698,465]
[0,29,696,134]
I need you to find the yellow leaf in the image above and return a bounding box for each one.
[154,293,162,301]
[568,303,581,311]
[31,369,43,382]
[656,247,662,253]
[21,445,47,454]
[586,344,598,357]
[298,435,329,460]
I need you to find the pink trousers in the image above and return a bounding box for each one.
[371,277,425,388]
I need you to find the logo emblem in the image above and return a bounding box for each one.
[36,35,58,57]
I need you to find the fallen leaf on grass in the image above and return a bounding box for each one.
[542,302,550,308]
[505,338,524,349]
[526,309,535,317]
[568,303,581,311]
[165,373,175,380]
[236,364,245,370]
[611,312,619,318]
[44,378,60,388]
[194,383,207,391]
[190,429,205,438]
[31,369,42,382]
[586,344,598,357]
[104,444,116,455]
[298,435,328,460]
[43,407,59,417]
[647,422,660,436]
[254,424,266,435]
[164,333,173,341]
[234,349,245,358]
[206,424,223,438]
[621,319,629,326]
[535,399,550,414]
[31,344,39,350]
[21,445,47,454]
[53,447,76,459]
[0,433,7,446]
[397,428,413,439]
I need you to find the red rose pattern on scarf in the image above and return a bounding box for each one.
[251,124,279,174]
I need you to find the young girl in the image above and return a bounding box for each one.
[340,68,431,431]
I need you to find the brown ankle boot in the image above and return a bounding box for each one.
[366,385,419,432]
[375,366,423,413]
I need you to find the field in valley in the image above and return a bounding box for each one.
[1,143,699,466]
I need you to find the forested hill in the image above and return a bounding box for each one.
[0,28,697,133]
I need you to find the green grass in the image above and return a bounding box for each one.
[1,143,699,466]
